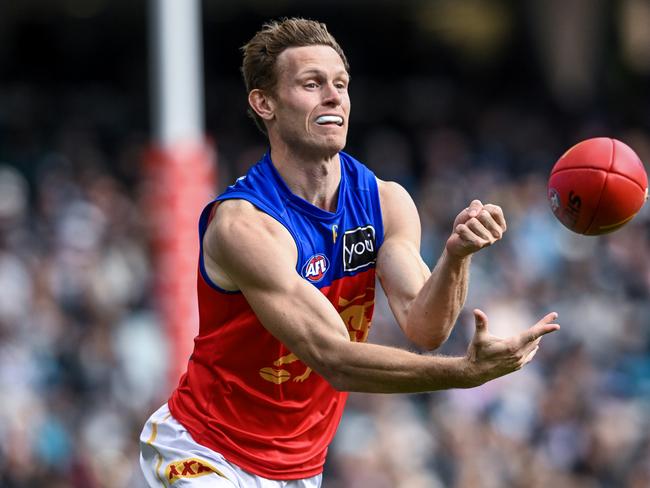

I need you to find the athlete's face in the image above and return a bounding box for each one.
[267,45,350,157]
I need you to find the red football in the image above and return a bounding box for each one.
[547,137,648,235]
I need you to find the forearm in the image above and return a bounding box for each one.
[322,340,478,393]
[318,307,561,394]
[405,249,471,349]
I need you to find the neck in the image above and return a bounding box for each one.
[270,145,341,212]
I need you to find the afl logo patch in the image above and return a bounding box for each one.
[302,254,329,282]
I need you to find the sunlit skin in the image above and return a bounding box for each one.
[141,22,563,488]
[201,42,560,396]
[270,45,350,157]
[248,45,350,211]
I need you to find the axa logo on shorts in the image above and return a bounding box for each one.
[302,254,329,282]
[165,458,219,483]
[343,225,376,272]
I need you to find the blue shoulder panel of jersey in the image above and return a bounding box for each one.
[203,151,384,289]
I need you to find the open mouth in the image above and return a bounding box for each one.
[315,115,344,127]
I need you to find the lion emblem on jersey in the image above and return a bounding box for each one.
[259,287,375,384]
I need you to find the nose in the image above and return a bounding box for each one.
[322,82,342,106]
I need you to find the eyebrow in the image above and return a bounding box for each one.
[297,68,349,79]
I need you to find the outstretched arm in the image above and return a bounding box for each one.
[376,180,506,350]
[204,199,558,393]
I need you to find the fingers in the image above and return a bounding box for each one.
[520,337,540,357]
[476,207,506,239]
[457,202,506,230]
[473,308,489,339]
[507,337,542,370]
[483,204,507,232]
[522,345,539,365]
[465,218,496,242]
[454,222,493,248]
[468,311,560,381]
[518,312,560,346]
[453,202,507,249]
[467,199,483,218]
[453,200,483,226]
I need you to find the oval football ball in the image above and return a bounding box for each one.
[547,137,648,235]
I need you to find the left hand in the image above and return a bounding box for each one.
[464,308,559,386]
[445,200,506,259]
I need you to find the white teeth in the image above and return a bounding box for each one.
[316,115,343,126]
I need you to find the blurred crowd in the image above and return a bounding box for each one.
[325,109,650,488]
[1,75,650,488]
[0,86,163,487]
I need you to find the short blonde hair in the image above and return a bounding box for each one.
[241,17,350,134]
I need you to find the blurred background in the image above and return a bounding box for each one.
[1,0,650,487]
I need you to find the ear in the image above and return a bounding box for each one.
[248,89,275,122]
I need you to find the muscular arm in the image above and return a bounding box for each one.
[204,200,557,393]
[376,180,506,350]
[376,181,470,349]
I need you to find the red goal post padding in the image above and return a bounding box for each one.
[143,139,217,388]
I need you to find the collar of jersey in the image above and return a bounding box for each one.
[263,152,346,221]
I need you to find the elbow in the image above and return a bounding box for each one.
[416,337,445,352]
[403,308,453,351]
[303,341,353,392]
[405,326,450,352]
[402,309,443,351]
[316,362,353,392]
[322,355,359,392]
[322,368,350,392]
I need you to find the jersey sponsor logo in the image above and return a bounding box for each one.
[343,225,376,272]
[165,458,224,483]
[302,254,329,282]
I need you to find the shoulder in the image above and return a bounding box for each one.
[208,199,294,252]
[199,199,297,291]
[212,199,285,235]
[205,199,297,278]
[202,199,298,290]
[377,179,420,236]
[378,179,412,203]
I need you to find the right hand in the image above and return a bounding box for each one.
[465,309,560,386]
[445,200,507,260]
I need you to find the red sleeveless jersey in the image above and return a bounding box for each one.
[168,152,383,479]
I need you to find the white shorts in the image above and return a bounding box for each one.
[139,404,323,488]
